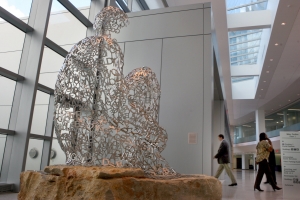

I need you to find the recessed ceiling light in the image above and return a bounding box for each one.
[270,59,273,61]
[261,89,264,90]
[281,22,286,25]
[266,71,270,73]
[275,43,279,46]
[271,109,273,110]
[288,100,291,101]
[263,81,266,82]
[298,94,300,95]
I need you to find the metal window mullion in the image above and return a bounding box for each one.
[161,0,169,7]
[30,134,52,141]
[45,38,68,57]
[229,38,261,46]
[58,0,93,27]
[86,0,105,37]
[230,51,259,59]
[0,129,15,136]
[37,83,54,95]
[116,0,131,13]
[0,0,53,191]
[0,6,34,33]
[40,95,55,169]
[0,67,25,81]
[137,0,149,10]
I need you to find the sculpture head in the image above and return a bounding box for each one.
[93,6,129,35]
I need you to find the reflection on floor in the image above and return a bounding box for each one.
[0,192,17,200]
[0,169,297,200]
[222,169,294,200]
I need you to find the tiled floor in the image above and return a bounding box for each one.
[0,169,297,200]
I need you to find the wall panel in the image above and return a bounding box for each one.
[160,36,204,174]
[123,39,162,80]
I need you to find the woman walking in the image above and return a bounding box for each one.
[254,132,282,192]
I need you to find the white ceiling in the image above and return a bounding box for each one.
[166,0,300,126]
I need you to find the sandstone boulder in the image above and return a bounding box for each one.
[18,166,222,200]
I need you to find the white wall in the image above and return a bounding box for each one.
[113,3,213,175]
[232,76,258,99]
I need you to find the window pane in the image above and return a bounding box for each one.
[47,0,88,52]
[227,0,268,14]
[265,112,284,132]
[0,19,26,73]
[0,77,16,129]
[0,134,7,176]
[131,0,142,12]
[39,46,65,89]
[0,0,33,23]
[25,138,44,171]
[233,121,256,144]
[31,91,50,135]
[49,137,66,165]
[145,0,164,9]
[69,0,91,18]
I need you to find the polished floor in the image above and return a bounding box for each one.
[0,169,296,200]
[221,169,295,200]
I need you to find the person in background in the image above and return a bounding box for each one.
[264,147,277,185]
[214,134,237,186]
[254,132,281,192]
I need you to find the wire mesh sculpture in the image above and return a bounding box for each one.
[54,6,177,176]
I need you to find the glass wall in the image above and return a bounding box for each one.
[25,138,44,171]
[0,134,7,176]
[0,0,33,23]
[0,0,107,190]
[39,46,65,89]
[31,91,50,135]
[47,0,89,51]
[0,19,27,73]
[234,121,256,143]
[0,77,16,129]
[266,101,300,138]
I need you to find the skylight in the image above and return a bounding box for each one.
[227,0,268,14]
[229,29,263,66]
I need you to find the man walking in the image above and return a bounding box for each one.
[214,134,237,186]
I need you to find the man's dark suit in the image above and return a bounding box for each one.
[215,140,230,164]
[214,139,237,184]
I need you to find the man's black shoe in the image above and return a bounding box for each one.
[228,183,238,186]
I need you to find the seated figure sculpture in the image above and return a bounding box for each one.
[54,6,176,176]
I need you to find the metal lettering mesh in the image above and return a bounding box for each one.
[54,6,177,177]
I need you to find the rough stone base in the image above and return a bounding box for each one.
[18,166,222,200]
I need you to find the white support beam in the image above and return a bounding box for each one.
[227,10,272,31]
[231,64,260,77]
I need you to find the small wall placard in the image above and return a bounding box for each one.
[188,132,197,144]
